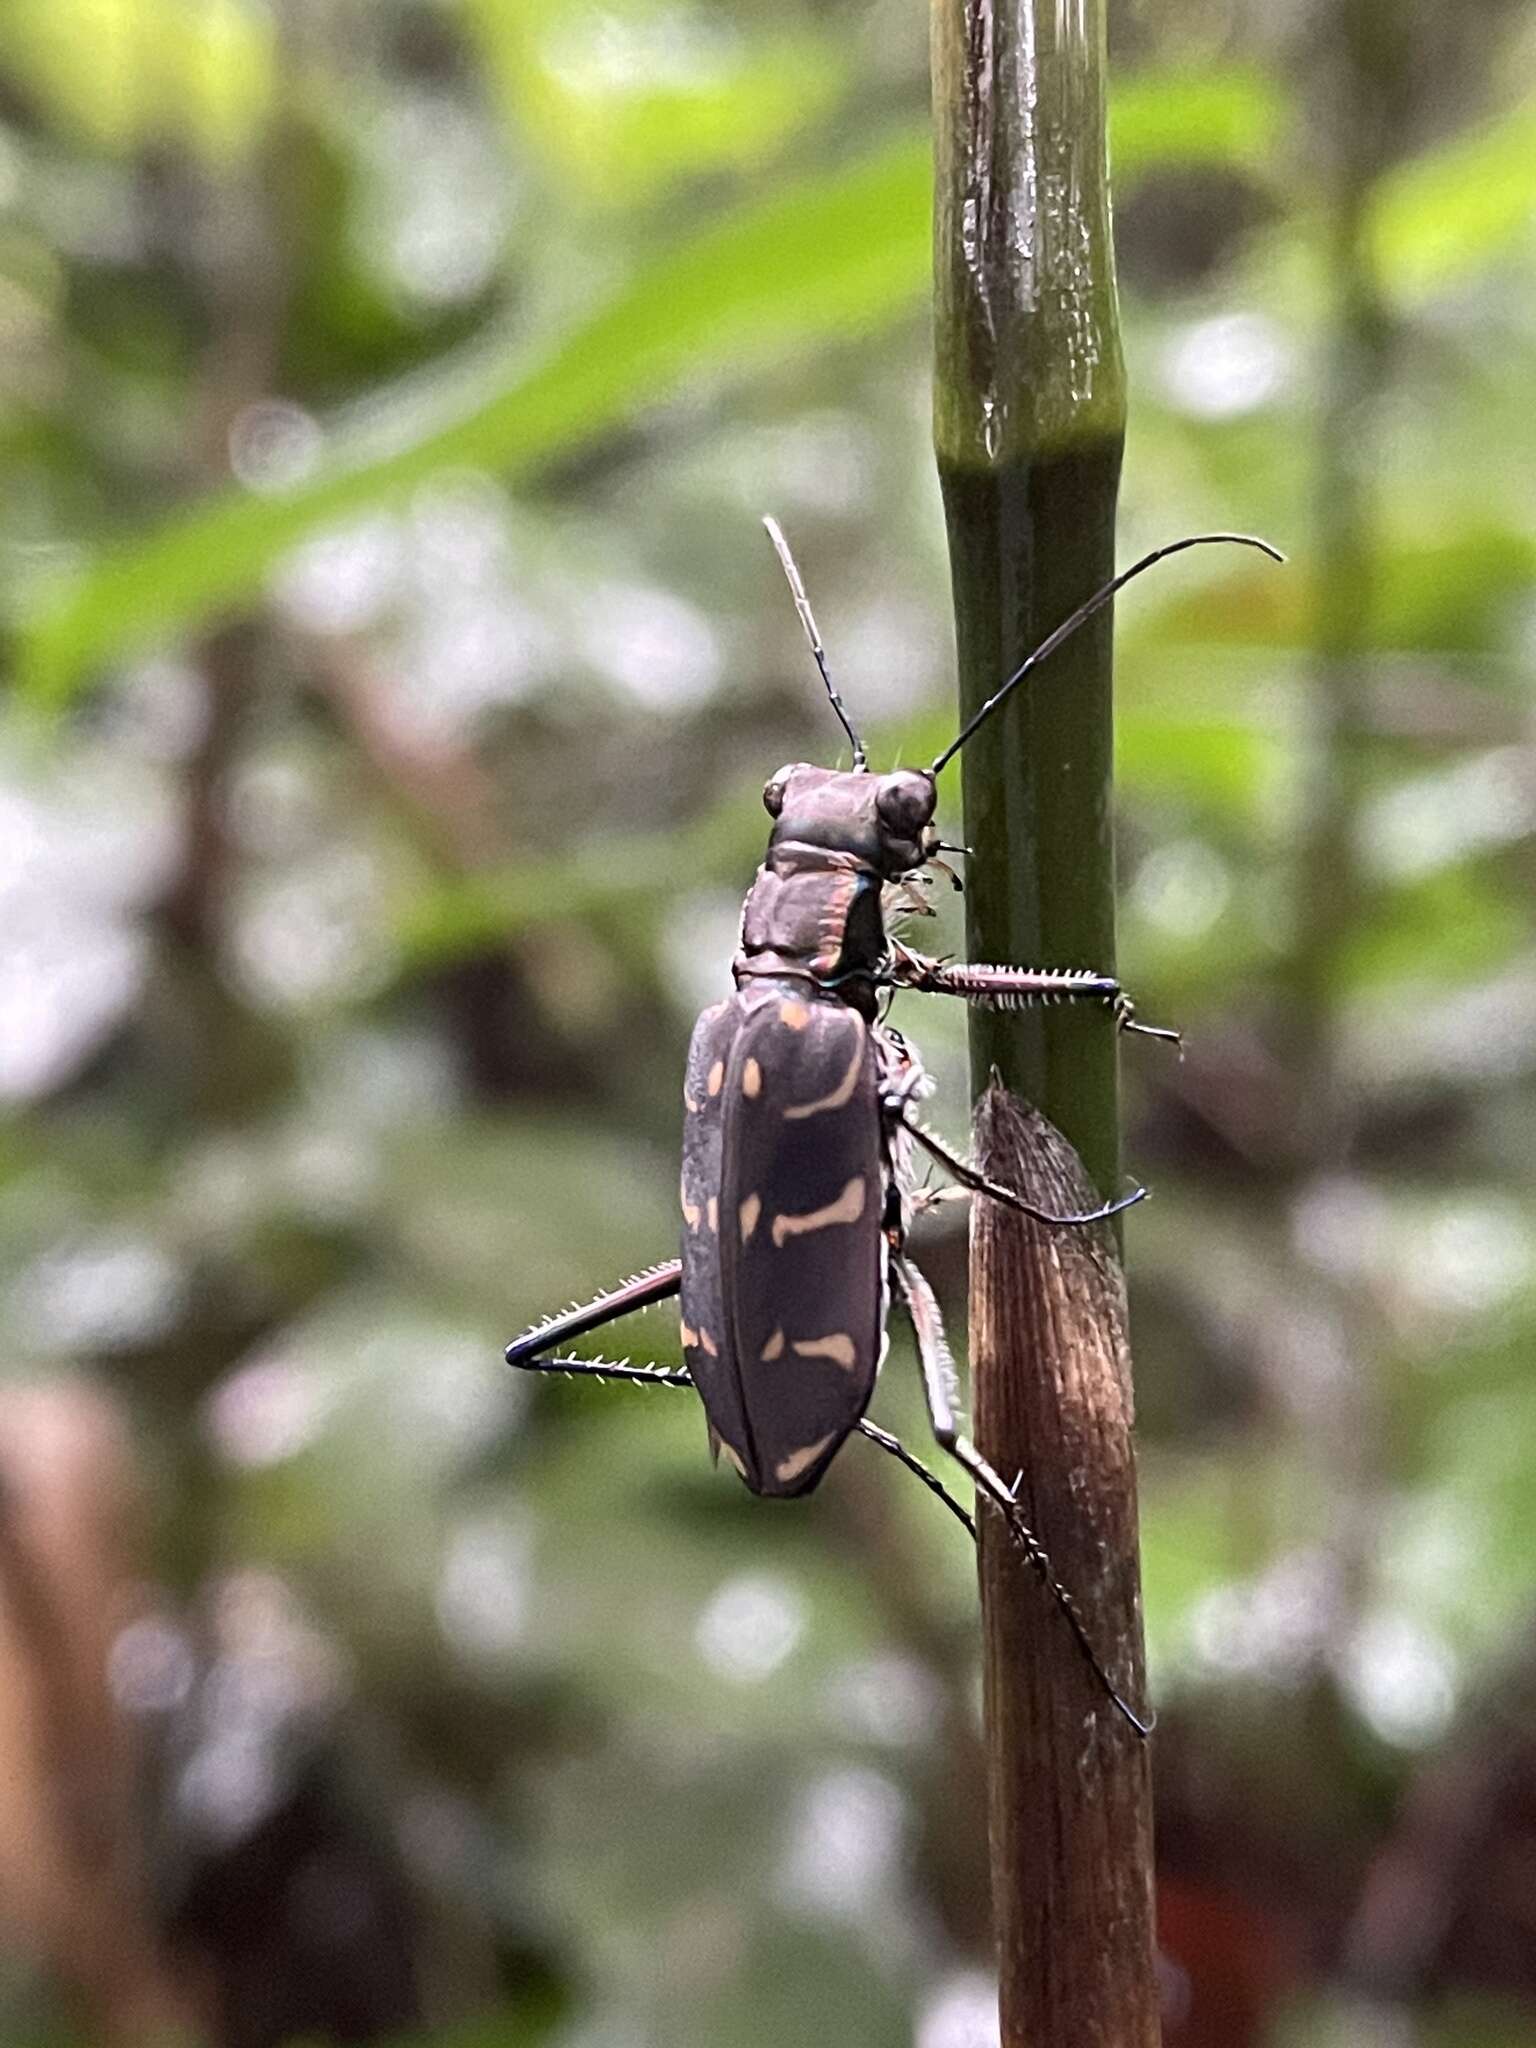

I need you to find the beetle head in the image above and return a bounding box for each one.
[763,763,937,876]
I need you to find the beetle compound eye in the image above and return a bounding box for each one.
[763,767,794,818]
[876,771,937,838]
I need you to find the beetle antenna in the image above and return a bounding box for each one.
[930,531,1284,775]
[763,515,868,771]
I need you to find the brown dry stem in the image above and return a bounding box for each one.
[971,1080,1157,2047]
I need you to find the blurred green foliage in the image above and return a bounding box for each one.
[1,1,1535,2045]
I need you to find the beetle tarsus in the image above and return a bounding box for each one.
[1111,990,1182,1047]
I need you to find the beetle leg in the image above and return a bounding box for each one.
[892,1253,1153,1740]
[900,1115,1147,1228]
[505,1260,682,1367]
[508,1337,980,1546]
[510,1354,692,1387]
[883,880,939,923]
[857,1420,976,1541]
[885,950,1180,1046]
[874,1020,934,1113]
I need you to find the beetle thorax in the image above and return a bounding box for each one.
[735,762,939,1006]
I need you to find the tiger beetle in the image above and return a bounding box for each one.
[507,521,1282,1736]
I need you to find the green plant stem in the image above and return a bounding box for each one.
[933,0,1126,1201]
[933,8,1157,2046]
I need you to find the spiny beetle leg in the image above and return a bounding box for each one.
[892,1254,1154,1740]
[510,1355,692,1387]
[901,1115,1148,1229]
[506,1350,979,1546]
[890,944,1116,1006]
[884,948,1180,1047]
[505,1260,682,1367]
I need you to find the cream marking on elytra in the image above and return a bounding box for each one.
[738,1193,761,1243]
[784,1018,865,1121]
[760,1327,786,1361]
[742,1057,763,1097]
[719,1441,747,1478]
[775,1433,837,1485]
[680,1174,701,1230]
[697,1327,719,1356]
[779,999,811,1030]
[706,1060,725,1096]
[792,1333,858,1371]
[680,1321,698,1348]
[683,1088,700,1113]
[706,1196,719,1233]
[771,1175,866,1247]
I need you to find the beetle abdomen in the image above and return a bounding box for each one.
[680,982,883,1496]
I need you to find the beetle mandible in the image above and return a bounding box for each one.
[507,521,1282,1734]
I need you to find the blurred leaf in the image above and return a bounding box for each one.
[279,121,489,398]
[1419,1999,1536,2048]
[1119,706,1282,825]
[462,0,844,204]
[1141,1456,1246,1657]
[1285,1992,1536,2048]
[1420,1377,1536,1655]
[13,57,1291,706]
[4,0,275,162]
[1111,64,1285,183]
[1371,98,1536,303]
[13,134,932,706]
[392,774,764,969]
[1339,866,1525,993]
[1362,530,1536,653]
[385,2007,566,2048]
[378,1114,678,1330]
[1164,528,1536,654]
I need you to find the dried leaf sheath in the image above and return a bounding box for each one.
[971,1083,1156,2047]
